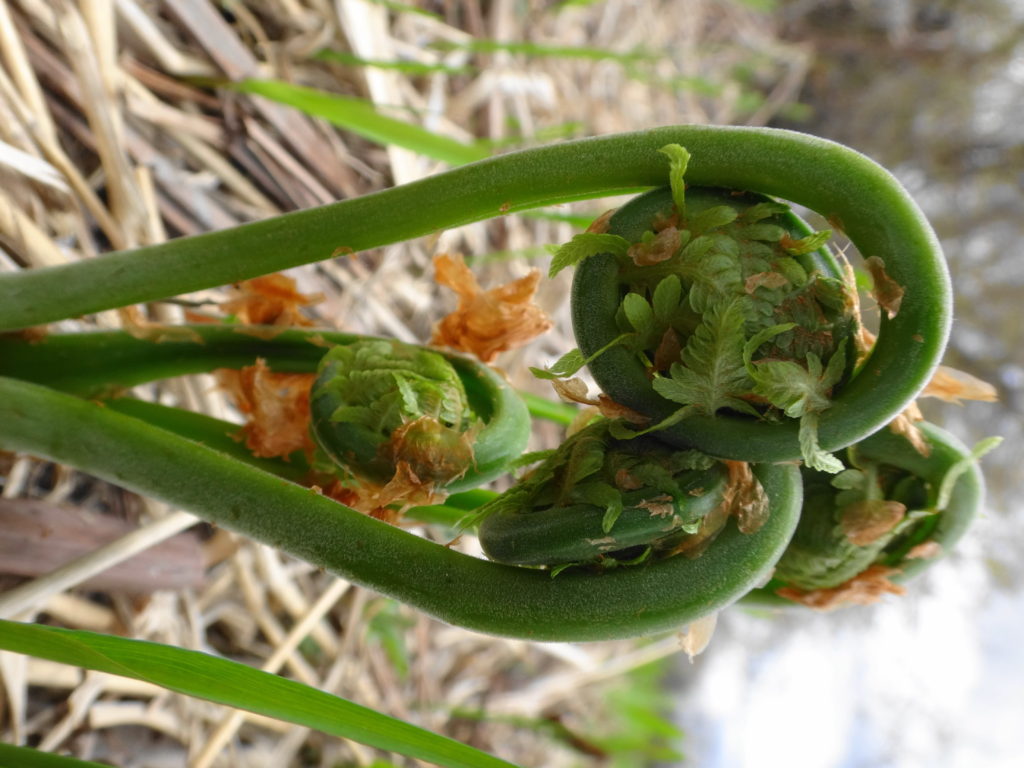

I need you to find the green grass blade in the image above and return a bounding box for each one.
[519,391,579,425]
[0,620,519,768]
[231,79,488,166]
[313,49,471,77]
[433,38,655,64]
[0,743,112,768]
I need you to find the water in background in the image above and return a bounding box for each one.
[671,2,1024,766]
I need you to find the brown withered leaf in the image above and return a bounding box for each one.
[668,501,729,559]
[837,258,875,365]
[889,400,931,457]
[723,460,770,534]
[387,415,474,487]
[776,564,906,610]
[318,464,444,520]
[744,271,790,294]
[864,256,904,319]
[565,407,603,437]
[118,306,204,343]
[634,495,675,518]
[319,481,362,510]
[653,327,682,373]
[221,273,323,328]
[431,253,552,362]
[678,612,718,663]
[840,499,907,546]
[887,364,997,457]
[552,377,598,405]
[906,541,943,559]
[855,322,876,366]
[627,226,681,266]
[216,359,316,459]
[7,325,49,343]
[921,365,998,404]
[614,468,644,491]
[585,209,615,234]
[596,394,649,424]
[371,460,446,511]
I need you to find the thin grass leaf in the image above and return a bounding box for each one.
[734,0,778,11]
[0,620,519,768]
[554,0,605,9]
[658,74,723,97]
[313,49,471,76]
[231,80,488,166]
[522,209,604,228]
[463,245,550,266]
[518,391,579,425]
[432,38,655,64]
[0,743,110,768]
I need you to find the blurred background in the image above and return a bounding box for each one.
[0,0,1020,766]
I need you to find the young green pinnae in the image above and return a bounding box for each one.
[310,339,476,489]
[566,144,859,471]
[751,422,997,609]
[476,418,765,569]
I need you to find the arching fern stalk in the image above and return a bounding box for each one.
[0,325,800,639]
[0,126,957,639]
[0,373,802,641]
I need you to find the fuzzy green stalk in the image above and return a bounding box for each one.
[0,375,801,641]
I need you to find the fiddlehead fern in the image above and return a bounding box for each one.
[310,340,476,490]
[0,326,530,493]
[565,140,949,464]
[477,418,732,567]
[743,422,993,608]
[569,173,858,470]
[0,126,964,640]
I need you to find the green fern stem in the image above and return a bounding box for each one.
[0,326,529,493]
[0,374,801,640]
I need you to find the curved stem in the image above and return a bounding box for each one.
[0,375,801,641]
[105,398,496,527]
[569,148,949,461]
[0,128,948,354]
[0,326,530,492]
